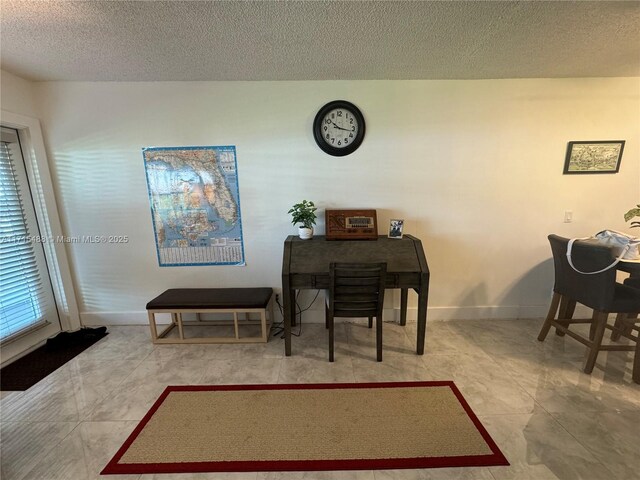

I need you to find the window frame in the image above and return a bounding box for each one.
[1,110,80,366]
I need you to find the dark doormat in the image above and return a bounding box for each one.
[0,327,108,391]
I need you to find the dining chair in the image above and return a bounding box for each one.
[610,277,640,383]
[538,235,640,383]
[326,262,386,362]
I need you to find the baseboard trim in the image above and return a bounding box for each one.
[80,304,551,326]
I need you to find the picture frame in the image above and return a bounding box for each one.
[388,219,404,239]
[563,140,625,174]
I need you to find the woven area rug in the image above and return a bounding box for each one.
[101,381,508,475]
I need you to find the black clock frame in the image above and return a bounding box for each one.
[313,100,365,157]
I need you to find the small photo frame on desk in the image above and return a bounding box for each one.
[388,219,404,239]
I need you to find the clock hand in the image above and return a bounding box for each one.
[331,122,351,132]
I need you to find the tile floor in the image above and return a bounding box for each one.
[1,318,639,480]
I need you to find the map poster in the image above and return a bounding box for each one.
[142,146,245,267]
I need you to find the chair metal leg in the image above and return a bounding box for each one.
[584,310,608,374]
[538,292,561,342]
[376,315,382,362]
[368,316,373,328]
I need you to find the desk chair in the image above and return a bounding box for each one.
[326,262,386,362]
[538,235,640,383]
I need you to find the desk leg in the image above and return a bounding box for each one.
[416,286,428,355]
[283,284,294,356]
[400,288,408,326]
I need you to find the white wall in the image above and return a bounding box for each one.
[1,70,39,118]
[32,78,639,324]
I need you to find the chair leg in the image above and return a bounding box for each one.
[328,313,335,362]
[584,310,608,374]
[555,296,575,337]
[376,315,382,362]
[538,292,561,341]
[589,319,598,341]
[611,312,637,341]
[368,316,373,328]
[633,330,640,384]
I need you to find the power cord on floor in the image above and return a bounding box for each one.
[271,290,320,338]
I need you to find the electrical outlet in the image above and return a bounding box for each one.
[564,210,573,223]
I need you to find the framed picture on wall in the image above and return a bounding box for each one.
[563,140,625,174]
[388,219,404,239]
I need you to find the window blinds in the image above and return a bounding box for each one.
[0,129,54,340]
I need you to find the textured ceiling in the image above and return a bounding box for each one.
[1,1,639,82]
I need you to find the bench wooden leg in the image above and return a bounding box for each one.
[177,313,185,340]
[149,312,177,342]
[233,312,239,339]
[148,312,159,342]
[260,309,267,342]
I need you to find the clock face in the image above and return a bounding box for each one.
[319,108,359,149]
[313,101,365,156]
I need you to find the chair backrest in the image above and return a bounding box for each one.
[548,234,616,311]
[329,262,387,319]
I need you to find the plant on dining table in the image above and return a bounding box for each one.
[624,204,640,228]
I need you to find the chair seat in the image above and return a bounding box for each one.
[624,277,640,289]
[613,283,640,313]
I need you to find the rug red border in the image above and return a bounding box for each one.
[101,381,509,475]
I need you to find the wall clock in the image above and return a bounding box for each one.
[313,100,365,156]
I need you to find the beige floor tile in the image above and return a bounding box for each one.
[22,421,140,480]
[2,319,636,479]
[0,421,77,480]
[374,467,495,479]
[481,413,615,480]
[551,409,640,479]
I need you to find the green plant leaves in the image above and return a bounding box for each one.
[624,205,640,223]
[288,200,317,228]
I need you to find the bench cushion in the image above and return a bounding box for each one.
[146,288,273,310]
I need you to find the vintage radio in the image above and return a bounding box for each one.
[325,209,378,240]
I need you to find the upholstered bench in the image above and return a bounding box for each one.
[146,288,274,344]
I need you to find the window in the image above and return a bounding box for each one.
[0,127,59,341]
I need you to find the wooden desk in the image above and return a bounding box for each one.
[281,235,430,356]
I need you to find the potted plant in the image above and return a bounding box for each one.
[625,204,640,228]
[288,200,317,240]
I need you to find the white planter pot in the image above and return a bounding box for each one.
[298,227,313,240]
